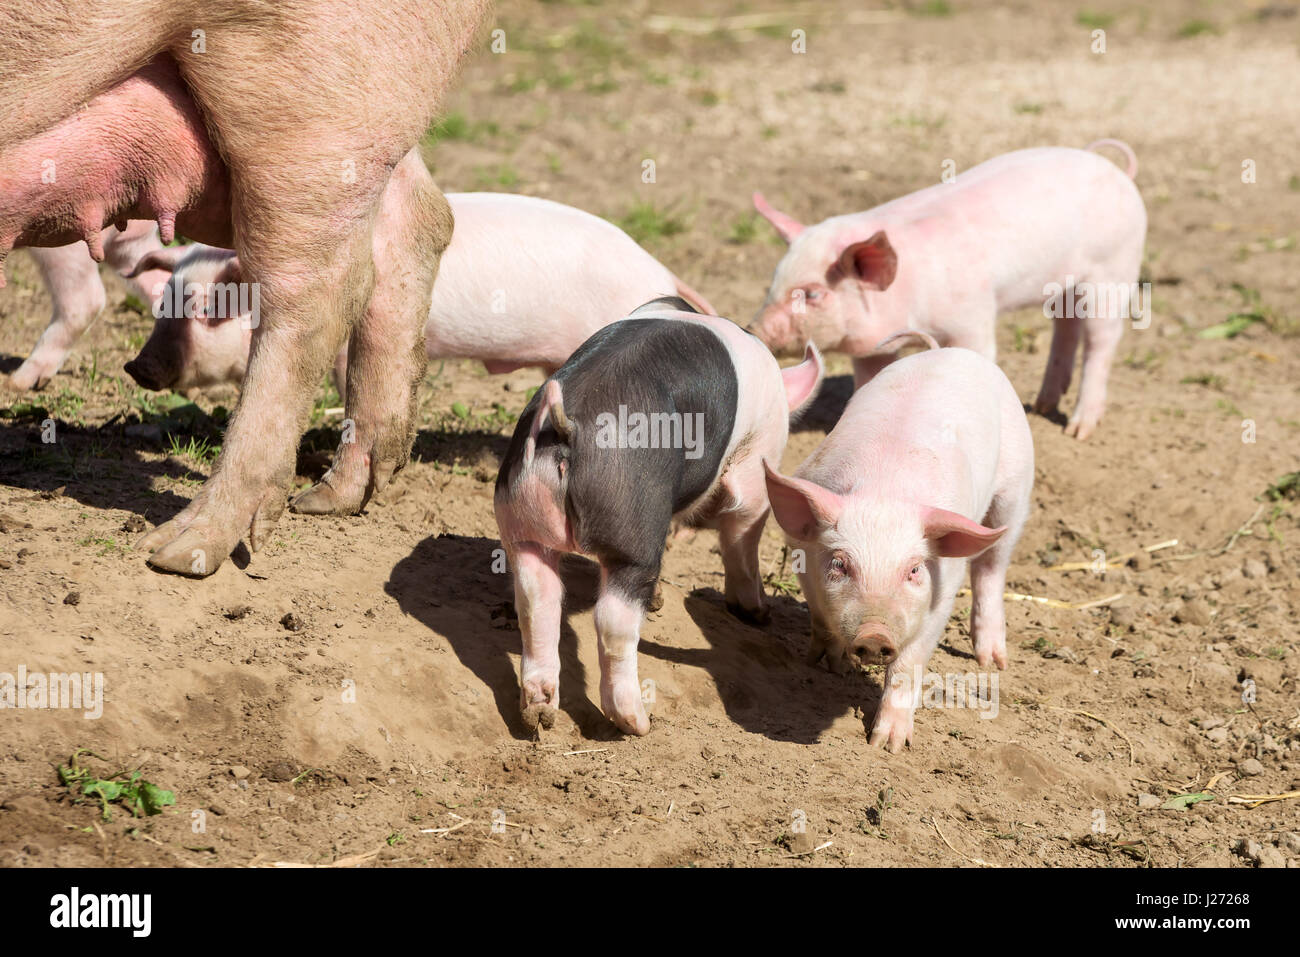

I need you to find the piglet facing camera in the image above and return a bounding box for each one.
[494,299,823,737]
[764,336,1034,752]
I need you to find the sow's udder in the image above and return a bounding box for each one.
[0,56,230,284]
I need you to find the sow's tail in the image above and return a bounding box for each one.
[1086,138,1138,179]
[871,330,941,354]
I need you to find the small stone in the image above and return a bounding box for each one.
[1137,793,1161,809]
[229,765,251,780]
[1238,758,1265,776]
[266,761,297,783]
[1278,833,1300,855]
[1256,846,1286,869]
[1174,598,1213,626]
[1206,728,1229,745]
[280,612,305,632]
[1129,550,1152,571]
[120,514,147,533]
[62,591,80,606]
[1234,838,1263,861]
[1243,558,1268,580]
[1197,716,1225,730]
[209,803,227,816]
[1109,605,1136,630]
[225,605,253,621]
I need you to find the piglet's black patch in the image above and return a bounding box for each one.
[497,318,739,601]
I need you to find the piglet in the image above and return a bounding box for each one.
[763,333,1033,751]
[122,191,716,393]
[495,298,823,736]
[750,140,1147,439]
[123,242,250,391]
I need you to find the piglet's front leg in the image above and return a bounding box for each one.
[868,635,936,753]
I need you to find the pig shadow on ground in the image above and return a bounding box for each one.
[791,373,854,434]
[1024,401,1068,430]
[0,418,201,522]
[386,535,617,740]
[637,585,880,744]
[409,428,510,473]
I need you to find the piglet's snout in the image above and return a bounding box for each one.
[852,626,896,663]
[124,357,164,392]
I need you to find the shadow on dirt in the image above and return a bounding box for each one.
[386,534,630,740]
[636,586,879,744]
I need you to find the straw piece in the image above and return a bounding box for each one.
[1045,538,1178,572]
[1226,790,1300,808]
[931,818,992,867]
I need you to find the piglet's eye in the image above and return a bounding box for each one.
[907,564,923,582]
[829,557,846,575]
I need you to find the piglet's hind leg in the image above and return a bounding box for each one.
[595,564,654,736]
[510,543,564,734]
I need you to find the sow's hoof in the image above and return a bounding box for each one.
[726,600,770,627]
[290,479,364,516]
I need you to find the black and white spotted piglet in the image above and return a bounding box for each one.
[494,298,822,736]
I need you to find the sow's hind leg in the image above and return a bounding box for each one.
[139,3,483,575]
[292,151,453,516]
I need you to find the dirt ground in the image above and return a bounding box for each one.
[1,0,1298,868]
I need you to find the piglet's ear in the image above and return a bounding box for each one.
[922,506,1006,558]
[213,256,242,286]
[752,192,804,243]
[125,246,188,278]
[763,460,843,540]
[835,231,897,291]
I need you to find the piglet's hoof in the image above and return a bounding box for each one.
[520,679,559,735]
[600,682,650,736]
[647,582,665,613]
[521,702,557,735]
[725,600,770,627]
